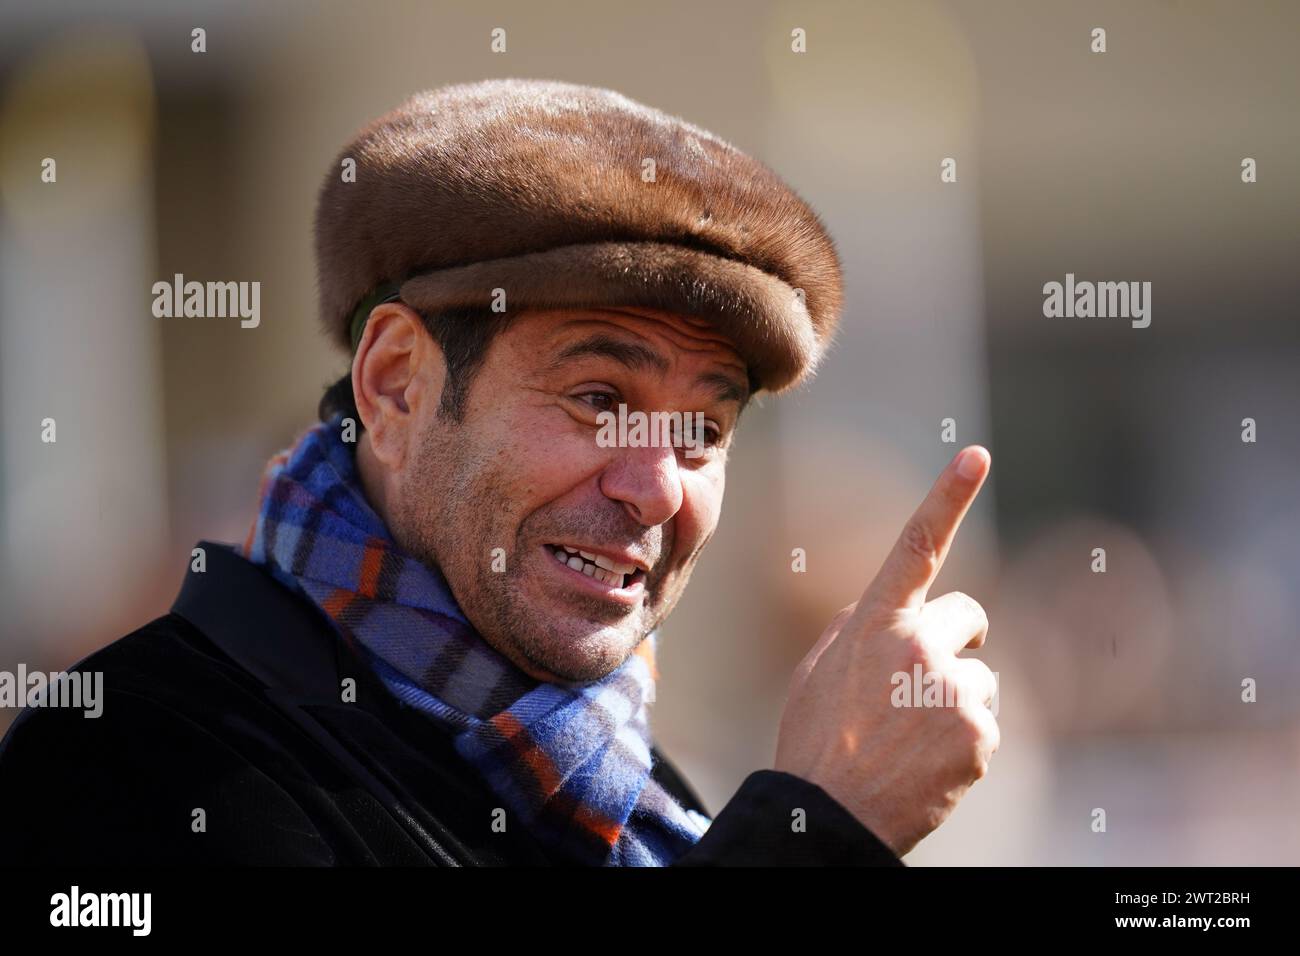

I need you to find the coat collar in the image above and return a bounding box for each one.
[171,540,381,708]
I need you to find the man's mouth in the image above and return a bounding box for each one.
[544,543,648,591]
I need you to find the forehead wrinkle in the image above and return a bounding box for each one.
[601,305,734,344]
[546,330,670,375]
[541,316,751,410]
[552,306,737,350]
[605,309,747,371]
[547,314,744,368]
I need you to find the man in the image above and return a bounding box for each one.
[0,79,997,865]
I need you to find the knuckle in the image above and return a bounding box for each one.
[950,591,988,628]
[969,659,995,688]
[821,603,862,639]
[950,675,981,710]
[955,707,985,744]
[900,520,939,569]
[898,629,932,668]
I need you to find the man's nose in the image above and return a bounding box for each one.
[599,443,684,527]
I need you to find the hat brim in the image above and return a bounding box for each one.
[395,241,822,394]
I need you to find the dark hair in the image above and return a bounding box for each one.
[319,305,516,428]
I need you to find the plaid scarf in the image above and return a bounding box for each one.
[240,416,710,865]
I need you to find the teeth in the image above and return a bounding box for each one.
[579,550,596,561]
[550,546,630,588]
[593,554,636,575]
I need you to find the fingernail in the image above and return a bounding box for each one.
[956,447,986,479]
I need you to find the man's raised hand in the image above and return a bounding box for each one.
[774,446,998,857]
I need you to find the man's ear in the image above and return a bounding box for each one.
[351,302,445,468]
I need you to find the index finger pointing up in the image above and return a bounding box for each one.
[862,445,991,614]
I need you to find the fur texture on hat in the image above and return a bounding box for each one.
[314,78,843,393]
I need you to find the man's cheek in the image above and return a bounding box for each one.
[511,429,604,491]
[678,479,724,556]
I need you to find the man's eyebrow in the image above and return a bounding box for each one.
[549,331,751,411]
[696,370,750,410]
[549,334,670,375]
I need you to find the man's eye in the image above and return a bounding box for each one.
[677,418,724,449]
[576,391,617,412]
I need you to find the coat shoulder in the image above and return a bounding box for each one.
[0,611,274,766]
[2,611,261,744]
[0,615,337,864]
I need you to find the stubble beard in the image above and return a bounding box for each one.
[392,425,678,685]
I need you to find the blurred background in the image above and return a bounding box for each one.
[1,0,1296,864]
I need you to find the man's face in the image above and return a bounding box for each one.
[389,307,750,685]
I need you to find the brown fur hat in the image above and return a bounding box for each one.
[314,78,843,393]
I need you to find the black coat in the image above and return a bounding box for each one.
[0,542,902,866]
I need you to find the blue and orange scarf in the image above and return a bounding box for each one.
[241,415,709,865]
